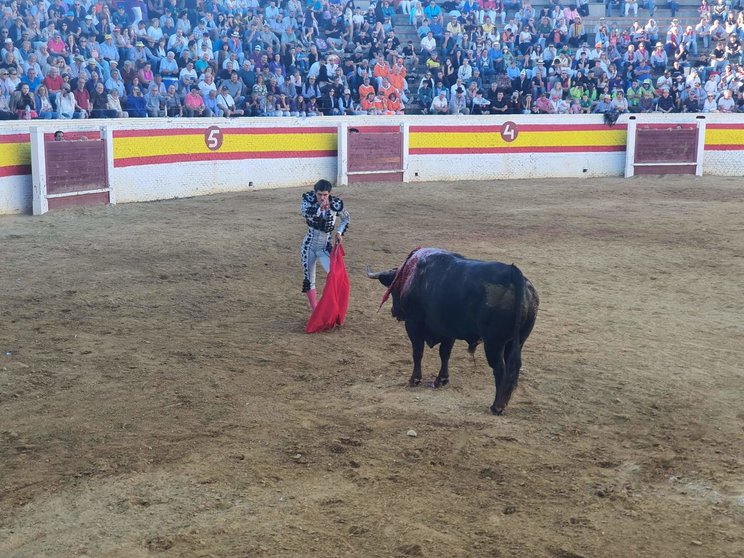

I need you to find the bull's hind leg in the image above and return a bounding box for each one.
[434,338,455,387]
[484,341,507,415]
[405,320,425,386]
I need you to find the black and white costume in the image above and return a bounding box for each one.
[300,191,350,292]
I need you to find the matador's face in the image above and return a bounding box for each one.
[315,190,330,206]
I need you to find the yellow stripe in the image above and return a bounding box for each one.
[0,142,31,167]
[410,130,626,149]
[114,133,337,159]
[705,128,744,146]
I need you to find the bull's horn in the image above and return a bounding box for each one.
[365,265,383,279]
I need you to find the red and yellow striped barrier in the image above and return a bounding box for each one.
[0,133,31,178]
[704,123,744,151]
[113,126,338,167]
[409,124,628,155]
[3,121,744,178]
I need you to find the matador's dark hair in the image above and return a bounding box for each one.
[313,179,333,192]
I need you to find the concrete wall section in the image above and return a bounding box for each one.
[110,123,338,203]
[114,157,338,203]
[703,123,744,176]
[0,132,31,214]
[407,119,628,180]
[112,119,336,202]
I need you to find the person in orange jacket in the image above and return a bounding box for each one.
[384,91,404,114]
[372,54,390,87]
[360,92,379,114]
[358,75,376,102]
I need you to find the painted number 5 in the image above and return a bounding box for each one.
[205,126,223,151]
[501,121,518,143]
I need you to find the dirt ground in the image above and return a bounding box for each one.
[1,176,743,558]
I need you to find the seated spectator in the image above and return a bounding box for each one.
[717,89,736,112]
[702,91,718,112]
[610,90,629,113]
[593,92,613,113]
[34,85,57,119]
[203,88,222,117]
[90,82,117,118]
[183,86,206,117]
[655,87,676,112]
[0,81,16,119]
[162,84,182,117]
[57,85,83,119]
[305,96,320,116]
[217,84,244,117]
[125,85,147,117]
[681,89,700,113]
[107,88,128,118]
[385,91,404,115]
[449,87,469,114]
[471,89,491,114]
[72,77,91,117]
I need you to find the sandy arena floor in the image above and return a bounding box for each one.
[1,177,743,558]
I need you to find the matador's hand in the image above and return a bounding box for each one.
[334,232,343,245]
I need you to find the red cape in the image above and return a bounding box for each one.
[305,244,350,333]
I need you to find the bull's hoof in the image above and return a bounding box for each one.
[408,378,422,387]
[490,404,505,415]
[433,377,449,388]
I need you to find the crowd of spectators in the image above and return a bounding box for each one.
[414,0,744,114]
[0,0,742,120]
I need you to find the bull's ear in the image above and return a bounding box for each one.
[365,266,397,287]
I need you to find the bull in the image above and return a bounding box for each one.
[366,248,539,415]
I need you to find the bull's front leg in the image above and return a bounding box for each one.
[405,320,425,386]
[434,338,455,387]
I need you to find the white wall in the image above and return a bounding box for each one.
[1,113,742,215]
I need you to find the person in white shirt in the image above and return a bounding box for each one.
[702,92,718,112]
[421,31,436,54]
[216,85,244,117]
[717,89,736,112]
[430,90,449,114]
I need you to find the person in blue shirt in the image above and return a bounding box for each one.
[125,85,147,117]
[21,67,43,92]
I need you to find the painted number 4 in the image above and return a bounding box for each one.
[501,121,518,143]
[205,126,223,151]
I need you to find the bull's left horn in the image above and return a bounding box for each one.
[365,266,383,279]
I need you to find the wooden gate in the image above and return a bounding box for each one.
[340,124,405,184]
[625,118,706,177]
[31,128,113,215]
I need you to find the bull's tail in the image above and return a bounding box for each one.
[503,264,526,402]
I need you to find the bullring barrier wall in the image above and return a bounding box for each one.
[1,114,743,215]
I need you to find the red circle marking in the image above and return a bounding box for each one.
[501,121,519,143]
[205,126,224,151]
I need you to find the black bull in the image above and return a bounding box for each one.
[366,248,539,415]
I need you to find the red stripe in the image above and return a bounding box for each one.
[115,149,337,167]
[113,127,335,138]
[409,124,627,133]
[704,144,744,151]
[705,123,744,130]
[410,145,626,155]
[0,134,30,144]
[0,164,31,177]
